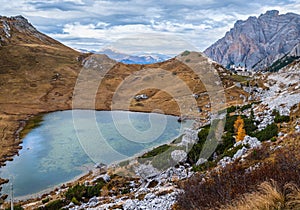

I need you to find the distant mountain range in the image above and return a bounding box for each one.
[204,10,300,71]
[78,48,171,64]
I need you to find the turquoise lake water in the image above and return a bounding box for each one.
[0,110,191,199]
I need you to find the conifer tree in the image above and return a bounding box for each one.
[234,115,246,141]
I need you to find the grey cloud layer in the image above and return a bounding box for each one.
[0,0,299,53]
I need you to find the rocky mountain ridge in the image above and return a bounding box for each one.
[266,42,300,72]
[204,10,300,71]
[289,42,300,57]
[0,15,61,46]
[0,14,299,210]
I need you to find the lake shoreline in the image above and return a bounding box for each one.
[0,108,195,205]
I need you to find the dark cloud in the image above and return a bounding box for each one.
[28,1,86,11]
[0,0,299,52]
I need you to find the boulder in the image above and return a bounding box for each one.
[242,136,261,149]
[171,150,187,163]
[233,146,248,160]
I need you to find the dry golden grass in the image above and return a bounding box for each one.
[285,183,300,209]
[221,180,284,210]
[221,180,300,210]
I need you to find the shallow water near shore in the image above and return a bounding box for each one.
[0,110,191,199]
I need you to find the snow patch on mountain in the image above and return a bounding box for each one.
[96,48,172,64]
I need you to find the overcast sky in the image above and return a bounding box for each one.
[1,0,300,55]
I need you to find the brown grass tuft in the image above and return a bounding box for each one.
[221,181,300,210]
[221,180,284,210]
[285,182,300,209]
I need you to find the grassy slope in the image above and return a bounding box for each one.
[0,17,83,166]
[0,20,248,201]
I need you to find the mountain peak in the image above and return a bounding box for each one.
[0,15,60,46]
[204,11,300,71]
[96,48,171,64]
[261,10,279,17]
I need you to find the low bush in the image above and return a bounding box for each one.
[240,103,252,112]
[6,206,24,210]
[225,115,238,133]
[176,138,300,210]
[272,109,290,123]
[65,179,106,202]
[38,200,65,210]
[192,160,217,172]
[274,115,290,123]
[227,106,237,113]
[221,144,244,159]
[254,123,278,141]
[151,147,177,170]
[187,127,209,164]
[242,117,257,134]
[215,132,235,155]
[42,198,50,204]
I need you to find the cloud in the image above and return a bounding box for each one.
[51,22,199,54]
[0,0,300,53]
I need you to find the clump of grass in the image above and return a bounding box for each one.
[285,182,300,209]
[222,181,300,210]
[140,144,171,159]
[221,180,284,210]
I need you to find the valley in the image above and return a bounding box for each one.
[0,9,299,210]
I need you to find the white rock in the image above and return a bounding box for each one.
[179,128,199,146]
[242,136,261,149]
[233,147,248,160]
[295,125,300,133]
[1,20,11,38]
[101,174,110,182]
[171,150,187,163]
[218,156,233,168]
[134,94,148,100]
[278,132,284,137]
[144,193,156,200]
[135,164,160,179]
[235,82,241,88]
[124,199,137,210]
[234,141,243,148]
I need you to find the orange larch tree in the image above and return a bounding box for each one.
[234,115,246,142]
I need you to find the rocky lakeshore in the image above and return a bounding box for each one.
[0,48,244,195]
[0,12,299,210]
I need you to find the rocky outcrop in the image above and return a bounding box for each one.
[122,192,177,210]
[289,42,300,57]
[266,42,300,72]
[204,10,300,70]
[0,15,60,46]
